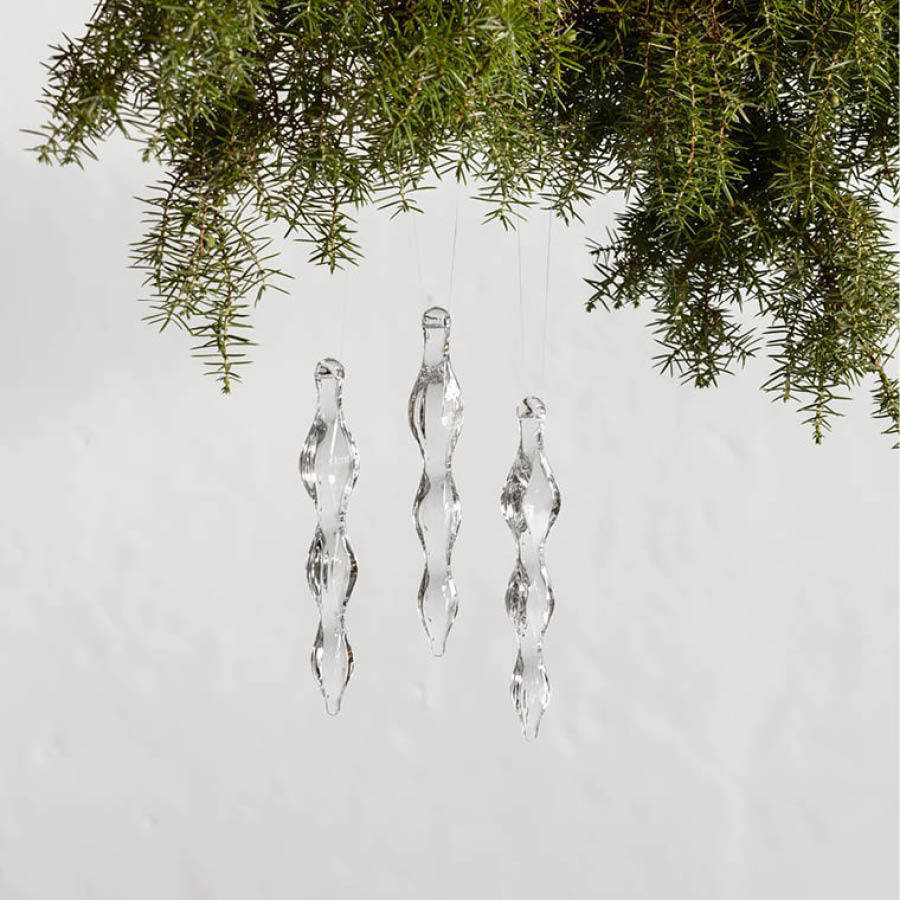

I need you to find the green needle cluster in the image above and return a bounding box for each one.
[31,1,898,443]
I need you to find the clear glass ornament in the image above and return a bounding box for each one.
[409,306,464,656]
[299,358,360,715]
[501,396,561,740]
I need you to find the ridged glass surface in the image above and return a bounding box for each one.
[500,396,561,740]
[408,306,463,656]
[299,358,360,715]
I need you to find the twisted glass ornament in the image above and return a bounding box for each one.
[299,358,360,715]
[408,306,464,656]
[501,397,561,740]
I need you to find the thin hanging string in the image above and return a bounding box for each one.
[516,226,526,387]
[540,212,553,395]
[412,214,425,303]
[339,265,350,360]
[447,187,460,308]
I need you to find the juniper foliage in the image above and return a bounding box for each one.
[31,1,898,442]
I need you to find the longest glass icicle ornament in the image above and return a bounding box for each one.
[409,306,464,656]
[501,397,561,740]
[299,358,360,715]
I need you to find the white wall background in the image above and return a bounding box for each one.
[1,4,897,899]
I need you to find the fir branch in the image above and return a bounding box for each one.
[30,0,899,444]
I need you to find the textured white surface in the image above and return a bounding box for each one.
[1,4,897,898]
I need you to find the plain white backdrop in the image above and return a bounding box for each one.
[1,4,897,899]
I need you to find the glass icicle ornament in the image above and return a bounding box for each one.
[501,396,561,740]
[408,306,464,656]
[299,358,360,715]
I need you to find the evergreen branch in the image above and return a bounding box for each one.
[29,0,899,443]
